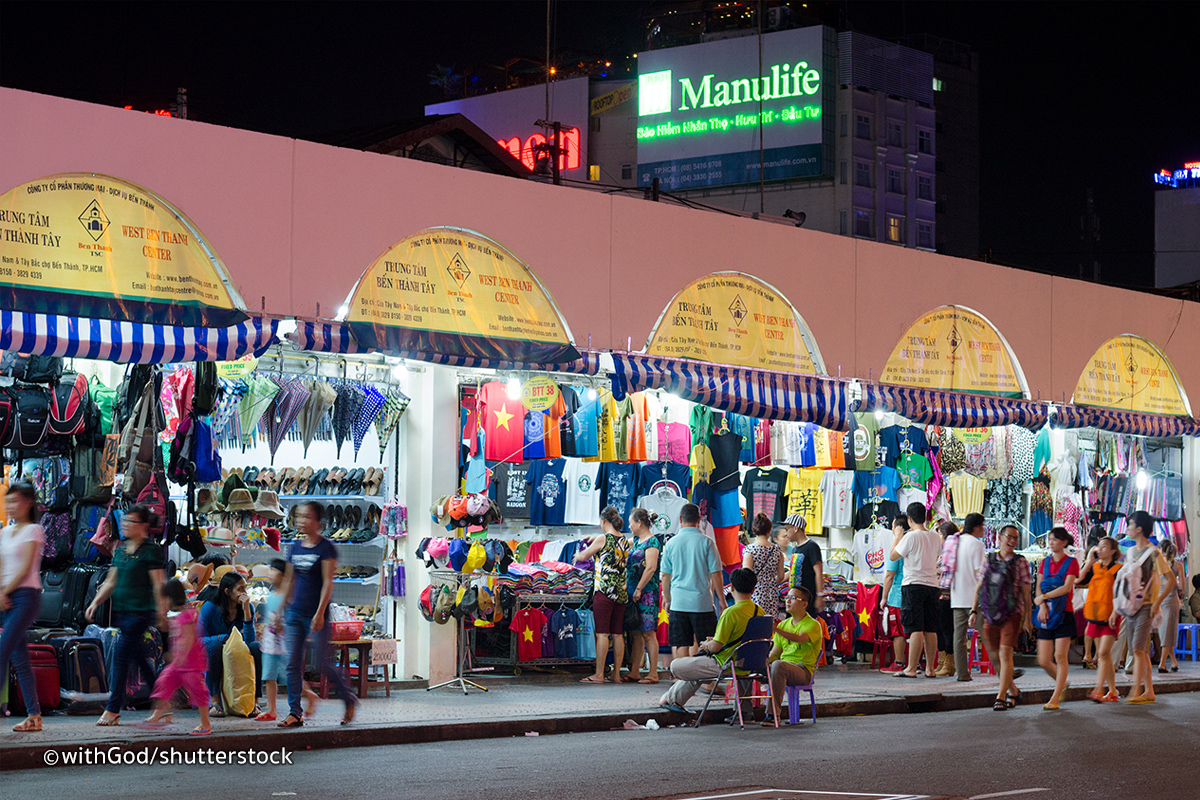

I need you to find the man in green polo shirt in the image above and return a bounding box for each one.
[765,585,821,725]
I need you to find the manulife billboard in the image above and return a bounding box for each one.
[636,26,829,190]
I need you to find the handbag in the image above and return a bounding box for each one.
[91,497,124,559]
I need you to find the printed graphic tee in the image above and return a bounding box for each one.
[819,470,855,528]
[563,458,602,525]
[489,460,532,519]
[785,468,824,533]
[853,527,889,584]
[526,458,567,526]
[852,412,879,470]
[742,467,789,524]
[599,462,638,531]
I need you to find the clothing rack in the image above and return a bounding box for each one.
[475,592,590,674]
[426,569,493,694]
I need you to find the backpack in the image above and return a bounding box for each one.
[1083,561,1119,623]
[193,417,222,483]
[193,362,219,416]
[24,456,71,512]
[0,352,63,383]
[71,440,113,504]
[5,382,51,450]
[167,415,196,485]
[136,473,169,540]
[117,378,160,496]
[73,503,110,564]
[0,385,16,445]
[1113,546,1156,617]
[89,376,117,437]
[48,373,92,436]
[1032,555,1073,631]
[115,364,155,434]
[979,551,1022,625]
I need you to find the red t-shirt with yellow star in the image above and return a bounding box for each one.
[512,607,546,662]
[479,381,526,463]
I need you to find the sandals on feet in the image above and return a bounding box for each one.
[96,713,120,727]
[277,714,304,728]
[191,727,212,736]
[13,717,42,732]
[992,699,1009,711]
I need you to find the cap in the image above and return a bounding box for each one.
[448,538,470,572]
[783,513,807,530]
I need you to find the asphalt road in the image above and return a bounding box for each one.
[7,698,1197,799]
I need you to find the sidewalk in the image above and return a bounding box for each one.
[4,660,1198,771]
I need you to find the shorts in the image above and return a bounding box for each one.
[668,609,718,648]
[1124,606,1154,653]
[885,607,906,639]
[592,592,627,635]
[1086,619,1120,639]
[261,652,288,684]
[982,615,1022,651]
[900,584,941,633]
[1035,614,1077,641]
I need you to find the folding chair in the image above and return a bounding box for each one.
[694,615,776,730]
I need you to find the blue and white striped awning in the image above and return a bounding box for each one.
[0,311,279,364]
[288,320,604,375]
[1075,407,1188,438]
[858,384,1049,430]
[611,352,852,431]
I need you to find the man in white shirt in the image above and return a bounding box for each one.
[890,503,942,678]
[949,513,988,681]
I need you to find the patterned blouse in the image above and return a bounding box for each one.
[594,533,631,603]
[744,543,783,616]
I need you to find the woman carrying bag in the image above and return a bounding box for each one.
[1032,527,1079,711]
[0,482,47,732]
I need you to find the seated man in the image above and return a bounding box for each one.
[659,567,763,719]
[765,586,821,725]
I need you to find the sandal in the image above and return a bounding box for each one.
[1042,702,1060,711]
[992,699,1009,711]
[278,714,304,728]
[579,676,606,684]
[191,727,212,736]
[638,677,660,684]
[13,716,42,732]
[96,712,120,726]
[254,711,277,722]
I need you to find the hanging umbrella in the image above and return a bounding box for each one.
[332,381,364,459]
[238,373,279,450]
[375,388,411,461]
[262,376,311,463]
[297,379,338,456]
[352,385,388,461]
[210,377,245,438]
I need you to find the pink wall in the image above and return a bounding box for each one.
[4,87,1198,412]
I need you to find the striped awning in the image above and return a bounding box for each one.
[288,320,604,375]
[1047,405,1094,430]
[858,384,1048,430]
[610,352,853,431]
[0,311,279,364]
[1076,407,1188,438]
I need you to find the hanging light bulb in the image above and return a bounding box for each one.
[874,408,884,422]
[335,304,349,321]
[390,362,408,382]
[506,376,522,400]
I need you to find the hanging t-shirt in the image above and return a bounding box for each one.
[638,461,692,498]
[852,412,879,470]
[785,468,823,533]
[512,608,545,662]
[741,467,789,523]
[689,443,715,485]
[708,432,743,491]
[895,453,933,492]
[852,467,902,506]
[690,405,716,447]
[523,410,547,460]
[541,391,568,459]
[819,470,855,528]
[562,458,602,526]
[691,481,713,520]
[478,380,526,463]
[526,458,567,526]
[595,388,619,462]
[827,429,848,469]
[639,488,688,539]
[709,487,743,528]
[878,425,929,468]
[558,386,581,457]
[947,472,987,517]
[599,462,637,531]
[657,421,692,465]
[613,395,634,461]
[575,608,597,660]
[771,421,801,466]
[571,387,601,458]
[753,420,772,466]
[728,413,757,463]
[813,428,833,468]
[626,392,650,462]
[853,528,889,584]
[853,500,901,531]
[550,606,578,658]
[489,460,533,519]
[854,583,882,640]
[794,423,819,468]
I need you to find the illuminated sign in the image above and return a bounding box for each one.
[497,127,581,171]
[636,26,827,190]
[1153,161,1200,188]
[591,82,636,115]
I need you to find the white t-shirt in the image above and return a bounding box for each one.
[771,422,803,466]
[950,534,987,608]
[819,470,854,528]
[562,459,601,525]
[853,528,888,584]
[0,523,44,591]
[897,487,928,513]
[638,489,687,539]
[894,526,941,587]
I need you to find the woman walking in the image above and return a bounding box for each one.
[86,505,167,726]
[1033,527,1079,710]
[278,501,357,728]
[972,524,1031,711]
[742,513,785,618]
[1157,539,1184,674]
[0,482,46,732]
[1120,510,1176,705]
[626,507,663,683]
[1082,536,1122,702]
[574,506,631,683]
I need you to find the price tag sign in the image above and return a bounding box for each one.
[371,638,398,666]
[521,376,560,412]
[954,427,992,444]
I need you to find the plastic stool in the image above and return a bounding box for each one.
[967,629,995,675]
[785,683,816,726]
[1176,624,1200,662]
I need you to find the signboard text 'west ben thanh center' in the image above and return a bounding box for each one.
[636,27,825,191]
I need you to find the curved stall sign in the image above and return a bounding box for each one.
[0,173,247,327]
[880,305,1028,398]
[1072,335,1191,416]
[645,271,826,374]
[344,227,579,363]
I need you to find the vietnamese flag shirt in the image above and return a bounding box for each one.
[478,381,525,463]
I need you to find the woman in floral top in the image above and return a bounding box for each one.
[626,507,663,683]
[742,513,785,617]
[574,506,632,683]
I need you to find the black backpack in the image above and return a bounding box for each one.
[5,382,51,450]
[193,361,219,416]
[0,352,63,383]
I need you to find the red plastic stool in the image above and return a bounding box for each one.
[968,629,995,675]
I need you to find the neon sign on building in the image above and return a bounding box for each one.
[1154,161,1200,188]
[497,127,581,172]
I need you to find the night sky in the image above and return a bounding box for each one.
[2,1,1197,288]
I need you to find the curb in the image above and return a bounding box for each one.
[6,679,1199,772]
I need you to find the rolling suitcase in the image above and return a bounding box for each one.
[9,643,61,713]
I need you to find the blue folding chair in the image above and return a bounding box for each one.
[694,615,776,729]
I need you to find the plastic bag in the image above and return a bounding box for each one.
[221,627,257,717]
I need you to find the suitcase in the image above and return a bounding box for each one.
[27,627,79,642]
[50,637,108,695]
[67,562,110,629]
[9,643,61,713]
[73,503,110,564]
[37,569,72,627]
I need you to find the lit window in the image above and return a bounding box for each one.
[932,78,944,92]
[887,215,904,243]
[855,161,872,188]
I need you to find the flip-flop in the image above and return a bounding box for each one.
[579,676,606,684]
[191,727,212,736]
[1127,696,1156,705]
[254,712,277,722]
[894,671,919,678]
[96,713,120,727]
[638,678,660,684]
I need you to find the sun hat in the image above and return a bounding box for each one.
[253,490,285,519]
[206,526,235,546]
[217,473,248,509]
[196,486,217,515]
[226,488,256,512]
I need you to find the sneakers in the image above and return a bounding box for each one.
[879,663,905,674]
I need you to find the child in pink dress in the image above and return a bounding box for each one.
[141,578,212,735]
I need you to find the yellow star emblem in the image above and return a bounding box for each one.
[494,406,514,430]
[858,608,870,626]
[522,628,534,642]
[658,607,669,626]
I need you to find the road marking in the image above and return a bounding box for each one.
[668,791,924,800]
[967,790,1050,800]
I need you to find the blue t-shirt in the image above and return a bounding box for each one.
[852,467,901,506]
[570,387,601,458]
[526,458,567,526]
[523,411,546,459]
[885,556,904,608]
[878,425,929,468]
[599,462,638,532]
[660,527,722,613]
[795,423,819,467]
[288,536,339,618]
[638,461,692,498]
[550,607,578,658]
[709,487,742,528]
[729,413,757,462]
[575,609,597,660]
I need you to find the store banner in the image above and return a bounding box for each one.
[1072,335,1191,417]
[645,272,825,374]
[0,173,247,327]
[345,227,580,364]
[880,305,1026,398]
